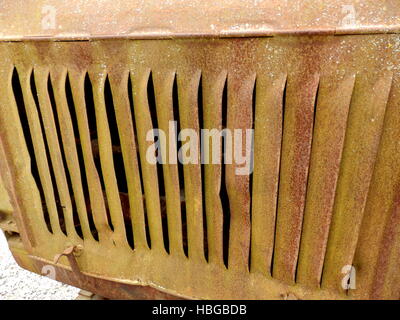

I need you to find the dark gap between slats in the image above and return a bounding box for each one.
[248,76,256,272]
[84,73,114,232]
[47,74,83,239]
[174,74,188,258]
[198,74,208,262]
[220,76,230,268]
[271,77,287,277]
[12,68,53,234]
[147,71,168,253]
[104,75,134,250]
[31,69,67,236]
[320,75,358,288]
[294,79,320,284]
[128,74,151,249]
[65,72,99,241]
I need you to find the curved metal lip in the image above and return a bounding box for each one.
[1,0,399,41]
[2,26,400,42]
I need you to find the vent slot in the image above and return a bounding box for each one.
[126,74,150,250]
[177,70,205,262]
[104,75,133,249]
[321,74,392,293]
[202,71,230,268]
[46,73,83,239]
[147,72,169,253]
[11,68,53,234]
[130,69,165,252]
[248,76,256,271]
[84,73,115,232]
[198,74,209,262]
[64,73,99,241]
[29,68,66,236]
[68,70,112,243]
[295,75,355,287]
[171,74,188,258]
[272,73,320,283]
[221,77,230,268]
[294,81,320,283]
[225,72,256,272]
[270,77,287,277]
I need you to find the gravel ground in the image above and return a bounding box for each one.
[0,230,80,300]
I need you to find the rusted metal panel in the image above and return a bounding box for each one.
[352,77,400,299]
[372,195,400,299]
[273,72,319,283]
[296,75,355,287]
[250,73,285,276]
[322,73,393,293]
[226,72,255,272]
[1,0,400,40]
[0,34,400,300]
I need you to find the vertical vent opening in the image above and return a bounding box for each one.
[104,76,127,192]
[65,72,99,241]
[147,71,169,253]
[104,75,134,250]
[84,73,114,231]
[128,74,151,248]
[220,76,230,268]
[12,68,53,234]
[198,74,209,262]
[47,74,83,239]
[295,80,320,284]
[31,69,67,236]
[173,74,188,258]
[248,76,257,271]
[271,78,287,276]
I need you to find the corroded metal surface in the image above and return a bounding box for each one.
[273,72,319,283]
[0,33,399,300]
[0,176,12,215]
[297,75,355,287]
[1,0,400,40]
[7,239,184,300]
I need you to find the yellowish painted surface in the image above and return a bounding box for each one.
[0,175,12,214]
